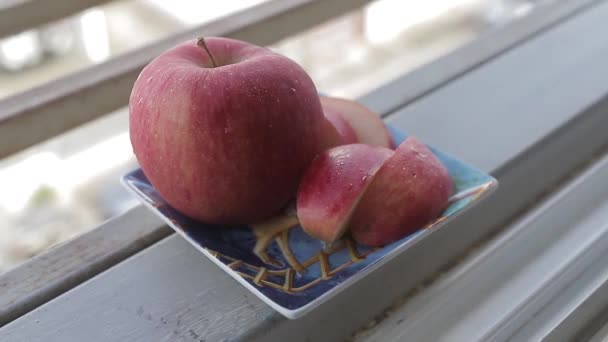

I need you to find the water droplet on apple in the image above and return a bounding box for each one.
[291,88,296,93]
[147,76,153,82]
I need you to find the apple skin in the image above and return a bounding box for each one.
[129,37,337,224]
[297,144,393,242]
[350,137,453,246]
[320,96,394,148]
[322,105,358,145]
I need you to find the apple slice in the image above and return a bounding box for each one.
[319,115,353,149]
[349,137,453,246]
[296,144,393,243]
[322,105,358,144]
[320,96,394,148]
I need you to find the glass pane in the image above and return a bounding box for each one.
[0,0,268,100]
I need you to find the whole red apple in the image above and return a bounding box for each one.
[129,37,338,224]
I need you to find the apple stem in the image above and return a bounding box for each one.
[197,36,218,68]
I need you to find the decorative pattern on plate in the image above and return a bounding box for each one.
[122,125,497,319]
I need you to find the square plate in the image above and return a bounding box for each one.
[121,125,497,319]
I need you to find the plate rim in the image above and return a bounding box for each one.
[120,173,498,319]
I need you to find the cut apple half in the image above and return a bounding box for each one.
[296,144,393,243]
[349,137,453,246]
[322,106,358,145]
[320,96,394,148]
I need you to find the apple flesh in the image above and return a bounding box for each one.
[297,144,393,242]
[349,137,453,246]
[129,37,337,224]
[320,96,394,148]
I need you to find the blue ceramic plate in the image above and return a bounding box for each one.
[122,126,497,319]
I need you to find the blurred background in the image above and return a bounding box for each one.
[0,0,548,272]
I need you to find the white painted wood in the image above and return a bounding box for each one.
[0,0,112,38]
[0,0,375,159]
[361,0,599,117]
[386,0,608,174]
[356,151,608,342]
[0,205,170,328]
[510,244,608,341]
[0,235,276,342]
[588,317,608,342]
[3,2,608,340]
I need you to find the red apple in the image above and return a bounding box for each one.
[297,144,392,242]
[322,105,358,145]
[320,96,394,148]
[129,37,338,224]
[350,137,453,246]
